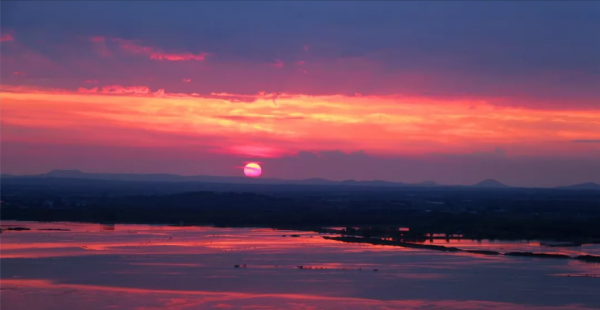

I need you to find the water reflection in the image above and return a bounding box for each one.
[1,221,599,310]
[2,279,598,310]
[101,223,115,231]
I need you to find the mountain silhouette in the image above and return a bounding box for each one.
[3,170,594,190]
[472,179,509,188]
[45,169,86,178]
[414,181,439,187]
[556,182,600,190]
[35,170,405,187]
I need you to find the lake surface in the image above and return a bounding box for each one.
[1,221,599,310]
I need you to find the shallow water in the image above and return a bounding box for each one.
[1,221,599,310]
[408,239,600,256]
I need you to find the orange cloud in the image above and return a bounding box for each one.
[100,85,151,94]
[77,85,171,97]
[1,85,599,159]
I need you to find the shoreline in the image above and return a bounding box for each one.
[322,235,600,263]
[2,219,600,263]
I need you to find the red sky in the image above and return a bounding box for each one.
[1,2,599,187]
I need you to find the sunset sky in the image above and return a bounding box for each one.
[1,1,599,187]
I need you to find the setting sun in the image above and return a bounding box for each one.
[244,163,262,178]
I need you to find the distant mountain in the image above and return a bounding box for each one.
[5,170,594,190]
[20,169,407,187]
[556,182,600,190]
[341,180,402,187]
[46,169,86,178]
[300,178,337,185]
[41,169,281,184]
[472,179,509,188]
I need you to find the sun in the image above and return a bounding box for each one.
[244,163,262,178]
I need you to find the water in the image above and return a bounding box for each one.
[1,221,599,310]
[407,239,600,256]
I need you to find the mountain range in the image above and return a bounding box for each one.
[1,169,598,190]
[555,182,600,190]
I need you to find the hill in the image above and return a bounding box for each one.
[473,179,509,188]
[25,169,406,187]
[4,170,597,190]
[556,182,600,190]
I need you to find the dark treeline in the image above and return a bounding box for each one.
[2,177,600,243]
[322,236,600,262]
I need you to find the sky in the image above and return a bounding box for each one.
[1,1,599,187]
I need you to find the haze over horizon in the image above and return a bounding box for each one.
[2,2,599,187]
[5,168,600,190]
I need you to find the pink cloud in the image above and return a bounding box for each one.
[113,38,153,54]
[89,36,111,57]
[85,79,98,84]
[113,38,208,61]
[269,59,284,68]
[182,78,192,83]
[12,71,25,76]
[223,145,289,158]
[89,36,105,42]
[295,61,308,74]
[150,52,208,61]
[1,33,14,42]
[3,34,597,111]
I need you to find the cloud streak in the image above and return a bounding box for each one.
[113,38,209,61]
[1,2,598,109]
[0,33,14,42]
[2,86,599,162]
